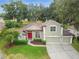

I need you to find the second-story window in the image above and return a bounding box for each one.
[50,26,56,31]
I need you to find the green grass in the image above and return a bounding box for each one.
[5,45,50,59]
[72,39,79,52]
[0,39,7,50]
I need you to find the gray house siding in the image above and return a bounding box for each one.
[44,20,62,37]
[46,36,73,44]
[44,20,73,44]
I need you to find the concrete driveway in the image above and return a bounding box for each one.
[0,50,5,59]
[46,43,79,59]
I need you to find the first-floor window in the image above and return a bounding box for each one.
[35,32,40,38]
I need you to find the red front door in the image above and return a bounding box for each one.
[28,32,32,39]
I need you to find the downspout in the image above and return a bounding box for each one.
[61,25,63,43]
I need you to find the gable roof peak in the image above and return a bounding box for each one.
[44,19,61,25]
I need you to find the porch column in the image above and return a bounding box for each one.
[61,27,63,36]
[43,27,46,40]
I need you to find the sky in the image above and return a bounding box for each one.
[0,0,53,13]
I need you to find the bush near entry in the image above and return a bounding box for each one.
[13,39,28,45]
[33,38,46,44]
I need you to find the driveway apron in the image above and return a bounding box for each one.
[46,43,79,59]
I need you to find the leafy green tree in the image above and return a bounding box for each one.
[0,29,19,44]
[51,0,79,29]
[2,1,27,21]
[27,4,46,21]
[5,20,21,28]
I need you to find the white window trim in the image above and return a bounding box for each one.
[46,36,61,37]
[50,25,57,32]
[35,32,40,38]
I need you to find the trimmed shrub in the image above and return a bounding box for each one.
[33,38,46,44]
[77,36,79,41]
[34,38,42,42]
[13,39,28,45]
[72,36,79,43]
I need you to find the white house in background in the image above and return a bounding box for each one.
[19,20,73,44]
[0,17,5,30]
[0,17,5,23]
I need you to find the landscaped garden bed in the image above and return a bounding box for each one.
[31,41,45,45]
[31,39,46,45]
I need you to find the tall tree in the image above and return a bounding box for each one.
[2,1,27,21]
[53,0,79,27]
[27,4,45,21]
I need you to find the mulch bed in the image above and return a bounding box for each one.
[31,41,46,45]
[5,43,15,48]
[5,41,46,48]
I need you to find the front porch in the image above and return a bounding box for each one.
[18,30,45,46]
[19,30,44,40]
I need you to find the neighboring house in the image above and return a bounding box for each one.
[0,17,4,23]
[67,26,79,37]
[19,20,73,44]
[0,17,5,30]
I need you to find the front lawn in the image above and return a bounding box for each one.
[0,39,7,50]
[5,45,50,59]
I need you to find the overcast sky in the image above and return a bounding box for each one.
[0,0,53,13]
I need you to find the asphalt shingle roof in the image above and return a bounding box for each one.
[63,29,73,36]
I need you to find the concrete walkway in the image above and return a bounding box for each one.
[46,43,79,59]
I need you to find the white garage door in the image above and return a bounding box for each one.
[46,36,72,44]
